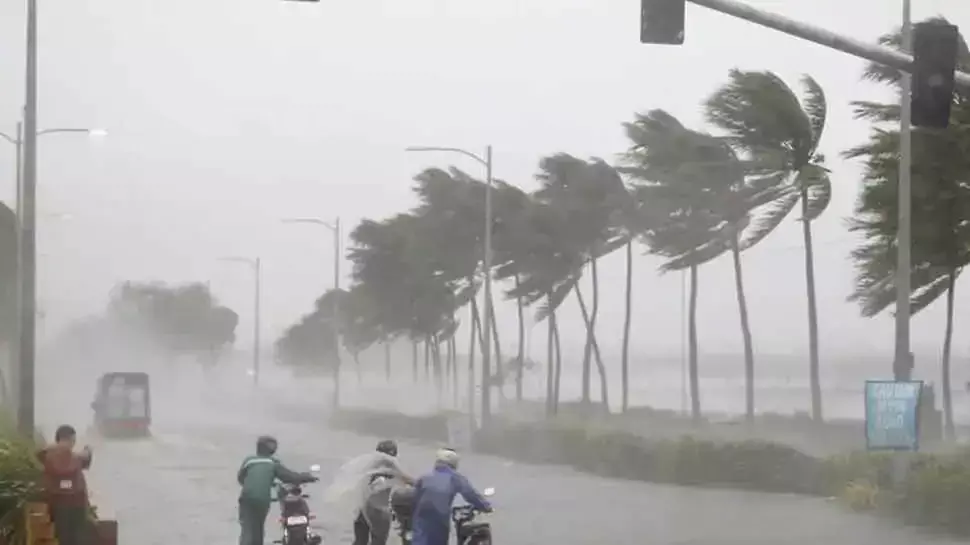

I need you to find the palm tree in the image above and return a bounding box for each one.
[623,109,775,422]
[533,154,628,410]
[502,197,583,416]
[704,69,832,422]
[844,19,970,438]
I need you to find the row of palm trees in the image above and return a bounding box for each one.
[277,67,833,423]
[276,20,970,429]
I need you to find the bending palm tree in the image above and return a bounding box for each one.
[705,69,832,422]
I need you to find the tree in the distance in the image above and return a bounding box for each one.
[106,281,238,363]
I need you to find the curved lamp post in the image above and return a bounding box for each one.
[405,145,494,429]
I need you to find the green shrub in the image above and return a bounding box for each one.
[0,413,42,545]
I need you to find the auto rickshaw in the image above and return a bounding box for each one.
[91,372,151,438]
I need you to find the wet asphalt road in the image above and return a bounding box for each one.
[81,390,967,545]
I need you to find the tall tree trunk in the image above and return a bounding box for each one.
[730,238,756,423]
[578,277,593,405]
[800,193,823,422]
[431,334,443,404]
[515,275,525,402]
[488,300,505,400]
[545,292,555,417]
[354,352,362,384]
[467,297,478,419]
[411,339,418,383]
[450,335,459,409]
[384,340,391,381]
[942,269,957,440]
[574,280,610,410]
[552,309,563,415]
[424,338,431,382]
[590,258,608,409]
[621,239,633,413]
[688,264,701,421]
[472,298,487,357]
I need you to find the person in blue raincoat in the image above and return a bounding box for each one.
[410,448,492,545]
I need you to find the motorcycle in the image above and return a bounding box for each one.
[389,483,417,544]
[451,487,495,545]
[275,464,324,545]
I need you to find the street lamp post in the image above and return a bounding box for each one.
[0,117,105,432]
[894,0,913,382]
[405,145,494,429]
[281,217,342,408]
[220,257,261,386]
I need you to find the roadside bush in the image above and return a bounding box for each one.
[329,408,970,537]
[0,413,42,545]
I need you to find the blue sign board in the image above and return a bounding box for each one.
[864,380,922,451]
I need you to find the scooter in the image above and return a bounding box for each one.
[451,487,495,545]
[275,464,324,545]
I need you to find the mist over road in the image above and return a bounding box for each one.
[74,384,963,545]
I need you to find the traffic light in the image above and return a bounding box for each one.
[640,0,685,45]
[911,21,959,129]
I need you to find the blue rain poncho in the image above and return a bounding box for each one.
[411,463,491,545]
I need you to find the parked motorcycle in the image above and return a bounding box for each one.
[451,487,495,545]
[275,464,323,545]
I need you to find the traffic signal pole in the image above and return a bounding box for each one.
[685,0,970,88]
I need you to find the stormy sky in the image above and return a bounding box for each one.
[0,0,967,367]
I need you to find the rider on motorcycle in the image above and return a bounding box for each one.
[410,448,492,545]
[354,439,414,545]
[237,436,319,545]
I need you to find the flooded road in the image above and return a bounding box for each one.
[81,390,964,545]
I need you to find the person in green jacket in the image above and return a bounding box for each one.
[237,435,319,545]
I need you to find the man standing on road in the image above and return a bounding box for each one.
[354,439,414,545]
[38,425,93,545]
[411,449,491,545]
[237,435,318,545]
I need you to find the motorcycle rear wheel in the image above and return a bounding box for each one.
[283,525,308,545]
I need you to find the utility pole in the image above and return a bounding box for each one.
[404,145,496,428]
[280,217,342,408]
[18,0,39,437]
[894,0,913,382]
[331,219,342,409]
[480,145,493,429]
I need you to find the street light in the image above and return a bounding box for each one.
[0,125,107,221]
[281,217,342,408]
[219,256,262,386]
[405,145,494,428]
[894,0,914,382]
[0,116,105,434]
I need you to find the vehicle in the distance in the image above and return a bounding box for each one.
[90,372,151,438]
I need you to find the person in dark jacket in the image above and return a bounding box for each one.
[411,448,491,545]
[237,435,318,545]
[354,439,413,545]
[38,425,93,545]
